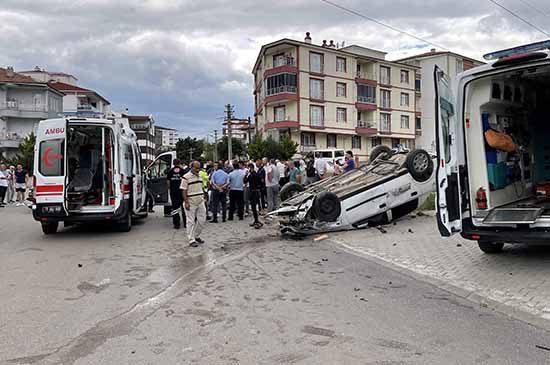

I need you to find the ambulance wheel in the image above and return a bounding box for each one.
[369,145,392,163]
[41,222,58,235]
[280,182,305,202]
[405,149,433,182]
[312,191,341,222]
[477,241,504,254]
[116,211,132,232]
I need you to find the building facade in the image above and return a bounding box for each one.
[252,34,419,161]
[154,125,181,149]
[125,114,156,164]
[222,118,255,145]
[0,67,64,159]
[397,50,484,152]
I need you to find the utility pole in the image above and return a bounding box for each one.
[247,116,252,145]
[213,130,218,162]
[225,104,234,161]
[188,147,194,163]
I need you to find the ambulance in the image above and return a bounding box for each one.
[435,40,550,253]
[32,117,146,234]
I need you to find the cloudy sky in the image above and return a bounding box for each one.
[2,0,548,137]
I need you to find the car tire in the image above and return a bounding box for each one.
[280,182,305,202]
[477,240,504,254]
[405,149,434,182]
[116,211,132,232]
[369,145,393,163]
[41,222,58,235]
[312,191,341,222]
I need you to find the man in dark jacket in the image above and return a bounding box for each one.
[166,159,187,229]
[256,159,266,210]
[244,163,263,228]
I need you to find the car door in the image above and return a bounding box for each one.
[145,152,173,205]
[434,66,462,236]
[132,142,143,212]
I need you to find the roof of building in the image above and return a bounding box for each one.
[19,70,77,78]
[252,38,420,73]
[0,68,42,83]
[155,125,177,131]
[395,50,484,65]
[48,81,111,104]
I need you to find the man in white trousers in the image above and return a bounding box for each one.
[181,161,207,247]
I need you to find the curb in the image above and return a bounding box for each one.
[327,238,550,332]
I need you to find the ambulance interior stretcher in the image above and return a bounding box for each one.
[466,64,550,226]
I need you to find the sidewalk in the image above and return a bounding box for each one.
[328,214,550,329]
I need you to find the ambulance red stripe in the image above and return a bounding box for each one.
[36,185,63,193]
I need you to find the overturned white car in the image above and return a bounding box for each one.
[274,147,436,236]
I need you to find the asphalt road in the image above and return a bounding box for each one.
[2,206,550,364]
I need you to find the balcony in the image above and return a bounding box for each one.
[0,132,23,149]
[355,120,378,136]
[264,57,298,77]
[264,85,298,104]
[415,129,422,136]
[0,102,49,119]
[265,117,300,130]
[356,95,377,111]
[355,71,377,86]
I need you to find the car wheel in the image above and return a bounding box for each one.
[369,145,392,164]
[41,222,58,235]
[116,211,132,232]
[405,149,434,182]
[477,240,504,254]
[312,191,341,222]
[280,182,305,202]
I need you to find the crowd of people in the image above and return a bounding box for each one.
[169,150,358,247]
[0,163,30,207]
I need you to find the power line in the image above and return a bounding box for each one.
[319,0,448,51]
[486,0,550,37]
[517,0,550,18]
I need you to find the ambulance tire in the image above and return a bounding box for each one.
[312,191,341,222]
[405,149,433,182]
[280,182,305,202]
[369,145,392,163]
[477,241,504,254]
[116,210,132,232]
[41,222,58,235]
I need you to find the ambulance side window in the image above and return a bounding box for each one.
[149,155,170,178]
[39,139,65,176]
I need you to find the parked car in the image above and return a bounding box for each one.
[313,148,346,164]
[32,117,147,234]
[435,40,550,253]
[274,146,436,236]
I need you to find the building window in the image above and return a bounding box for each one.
[337,107,347,123]
[400,115,410,129]
[310,52,324,73]
[301,132,316,146]
[273,54,285,67]
[274,106,286,122]
[336,57,346,72]
[310,78,324,100]
[456,59,464,74]
[352,135,362,149]
[415,79,421,92]
[358,85,376,104]
[381,89,391,109]
[336,82,346,97]
[371,137,382,148]
[266,73,297,95]
[310,105,324,127]
[400,70,409,84]
[381,113,391,132]
[416,117,422,130]
[380,66,391,85]
[327,134,337,148]
[400,92,409,107]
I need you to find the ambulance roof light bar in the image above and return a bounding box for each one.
[483,39,550,61]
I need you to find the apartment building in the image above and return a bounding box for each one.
[20,68,111,118]
[125,114,156,164]
[252,33,419,161]
[397,49,484,152]
[155,125,181,149]
[0,67,64,159]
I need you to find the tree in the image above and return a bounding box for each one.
[247,137,266,161]
[278,136,298,160]
[4,133,36,174]
[175,137,204,164]
[247,135,298,161]
[217,136,245,161]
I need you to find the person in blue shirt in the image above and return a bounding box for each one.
[344,150,356,173]
[210,162,229,223]
[228,161,246,220]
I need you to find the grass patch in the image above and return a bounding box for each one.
[418,192,436,211]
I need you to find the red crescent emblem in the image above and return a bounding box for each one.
[42,147,63,168]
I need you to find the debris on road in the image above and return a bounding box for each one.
[321,258,328,262]
[354,288,361,292]
[536,345,550,352]
[392,243,397,246]
[377,226,388,234]
[456,243,462,247]
[408,228,414,233]
[77,264,82,268]
[360,297,368,302]
[313,234,329,242]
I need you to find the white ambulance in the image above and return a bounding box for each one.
[32,117,146,234]
[436,40,550,253]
